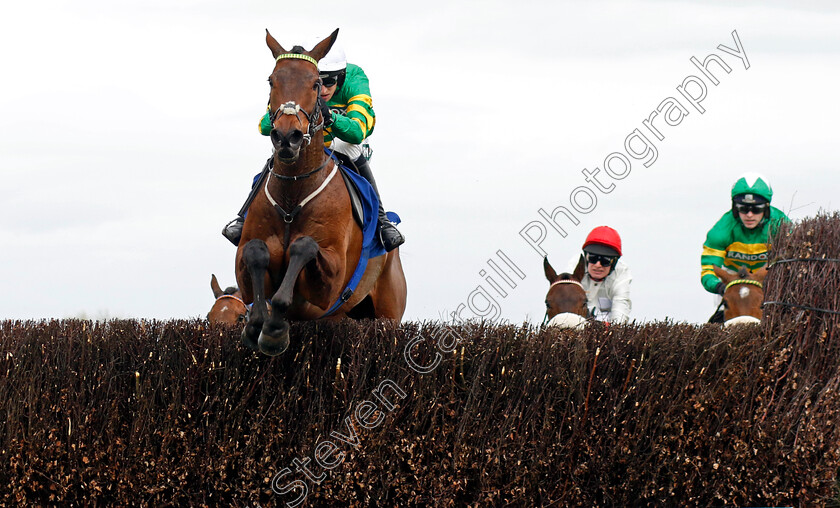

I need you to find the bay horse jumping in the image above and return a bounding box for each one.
[543,256,588,329]
[235,29,407,355]
[208,274,248,325]
[713,265,767,326]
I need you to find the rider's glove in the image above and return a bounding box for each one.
[715,282,726,296]
[319,99,333,127]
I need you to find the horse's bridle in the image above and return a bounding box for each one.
[212,294,248,322]
[267,52,325,155]
[549,279,585,290]
[268,96,324,149]
[719,279,764,314]
[543,279,588,325]
[215,294,246,305]
[263,52,339,249]
[724,279,763,291]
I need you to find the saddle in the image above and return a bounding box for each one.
[337,163,365,230]
[321,150,384,317]
[331,150,402,242]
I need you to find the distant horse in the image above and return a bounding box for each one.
[236,29,407,355]
[208,274,248,325]
[543,256,588,329]
[713,265,767,326]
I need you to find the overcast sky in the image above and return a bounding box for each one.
[1,0,838,325]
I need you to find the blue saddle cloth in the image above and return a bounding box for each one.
[339,160,386,260]
[321,149,400,316]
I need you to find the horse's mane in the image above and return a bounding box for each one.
[223,286,239,296]
[289,45,306,54]
[557,272,579,282]
[737,266,750,278]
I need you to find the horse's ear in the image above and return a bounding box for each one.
[753,265,768,283]
[572,255,586,282]
[713,265,737,285]
[266,29,287,59]
[308,28,339,62]
[211,274,224,299]
[543,257,558,283]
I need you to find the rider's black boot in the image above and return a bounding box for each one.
[222,217,245,246]
[221,157,273,247]
[353,156,405,252]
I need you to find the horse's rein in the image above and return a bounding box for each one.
[543,279,587,325]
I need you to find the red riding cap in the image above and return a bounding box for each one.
[583,226,622,257]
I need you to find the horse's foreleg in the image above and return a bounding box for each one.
[259,236,320,356]
[241,239,270,351]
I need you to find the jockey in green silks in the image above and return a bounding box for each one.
[701,173,790,320]
[222,42,404,252]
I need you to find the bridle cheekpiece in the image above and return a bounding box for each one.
[269,52,324,150]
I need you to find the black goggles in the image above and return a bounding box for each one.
[586,253,616,267]
[320,73,339,87]
[735,203,767,215]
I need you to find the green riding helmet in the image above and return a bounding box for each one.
[731,172,773,204]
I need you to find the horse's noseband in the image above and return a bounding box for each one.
[279,101,301,116]
[268,82,324,150]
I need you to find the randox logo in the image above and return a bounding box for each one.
[727,251,768,261]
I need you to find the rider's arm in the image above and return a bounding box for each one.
[701,213,732,293]
[325,64,375,145]
[607,265,632,324]
[259,111,271,136]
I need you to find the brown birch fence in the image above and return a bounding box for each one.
[2,213,840,507]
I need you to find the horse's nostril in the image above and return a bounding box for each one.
[270,129,303,149]
[288,130,304,146]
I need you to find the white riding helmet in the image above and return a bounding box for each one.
[318,45,346,73]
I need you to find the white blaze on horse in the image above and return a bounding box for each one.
[543,257,588,329]
[713,265,767,327]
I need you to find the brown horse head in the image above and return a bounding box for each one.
[207,274,247,325]
[265,29,338,162]
[543,256,588,321]
[714,265,767,322]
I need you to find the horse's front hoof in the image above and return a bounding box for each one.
[258,321,290,356]
[241,323,261,351]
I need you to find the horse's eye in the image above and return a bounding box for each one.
[545,300,550,308]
